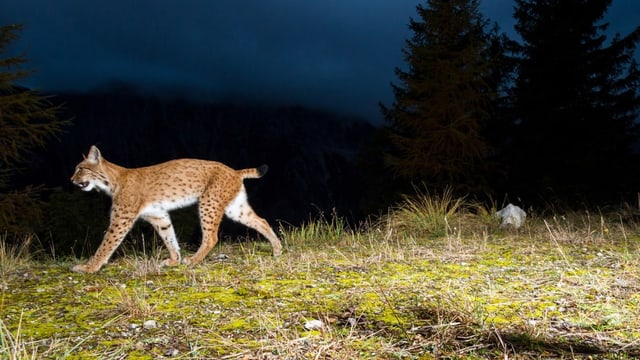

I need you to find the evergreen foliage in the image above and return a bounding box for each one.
[381,0,507,193]
[0,24,67,237]
[508,0,640,202]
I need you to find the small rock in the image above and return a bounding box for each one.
[346,317,357,327]
[495,203,527,229]
[304,319,323,330]
[143,320,157,329]
[165,348,179,357]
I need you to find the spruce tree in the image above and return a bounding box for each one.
[0,24,66,166]
[381,0,506,193]
[509,0,640,202]
[0,24,67,236]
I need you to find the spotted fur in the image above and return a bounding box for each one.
[70,145,282,273]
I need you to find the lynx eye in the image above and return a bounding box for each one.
[75,167,90,176]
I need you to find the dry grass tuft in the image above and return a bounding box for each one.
[0,233,33,277]
[0,313,37,360]
[383,186,466,238]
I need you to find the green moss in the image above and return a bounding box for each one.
[219,318,249,331]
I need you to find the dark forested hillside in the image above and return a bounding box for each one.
[19,89,375,252]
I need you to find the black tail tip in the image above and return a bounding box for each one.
[257,164,269,177]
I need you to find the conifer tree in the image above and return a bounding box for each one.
[381,0,506,193]
[508,0,640,201]
[0,24,67,236]
[0,24,66,166]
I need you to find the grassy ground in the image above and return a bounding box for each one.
[2,194,640,359]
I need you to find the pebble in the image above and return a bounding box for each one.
[304,319,323,330]
[143,320,157,329]
[165,348,179,357]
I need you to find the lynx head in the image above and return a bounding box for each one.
[70,145,111,194]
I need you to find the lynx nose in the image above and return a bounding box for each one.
[71,175,89,189]
[76,182,89,189]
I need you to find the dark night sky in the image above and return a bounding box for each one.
[1,0,638,124]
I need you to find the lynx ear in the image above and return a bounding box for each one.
[86,145,102,164]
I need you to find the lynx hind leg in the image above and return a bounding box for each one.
[225,185,283,256]
[142,212,181,267]
[183,191,227,265]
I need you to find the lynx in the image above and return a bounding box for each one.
[70,145,282,273]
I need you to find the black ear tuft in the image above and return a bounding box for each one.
[257,164,269,177]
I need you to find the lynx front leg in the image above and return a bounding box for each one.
[72,210,136,273]
[142,212,181,267]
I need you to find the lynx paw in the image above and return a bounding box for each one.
[161,258,181,267]
[182,256,202,265]
[72,263,100,273]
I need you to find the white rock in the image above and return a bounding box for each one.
[304,319,323,330]
[143,320,157,329]
[495,204,526,229]
[165,348,179,357]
